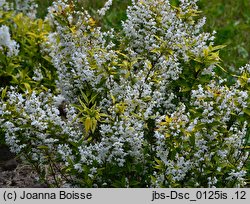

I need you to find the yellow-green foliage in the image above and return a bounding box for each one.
[0,9,56,92]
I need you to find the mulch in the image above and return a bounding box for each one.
[0,144,47,188]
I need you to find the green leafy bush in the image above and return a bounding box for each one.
[0,0,56,145]
[0,0,56,92]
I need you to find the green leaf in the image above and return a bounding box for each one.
[84,116,92,133]
[155,158,164,170]
[110,94,116,104]
[195,64,201,72]
[115,51,129,59]
[23,83,31,91]
[91,119,97,133]
[150,48,161,55]
[190,134,195,146]
[78,97,87,109]
[80,89,89,104]
[37,145,49,150]
[1,86,8,99]
[180,86,191,92]
[243,108,250,117]
[71,110,83,124]
[69,141,78,148]
[210,44,227,51]
[89,93,99,104]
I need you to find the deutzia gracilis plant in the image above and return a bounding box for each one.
[0,0,38,19]
[0,0,249,187]
[0,0,56,91]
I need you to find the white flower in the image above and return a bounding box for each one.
[0,25,19,57]
[97,0,113,16]
[74,163,83,173]
[53,94,66,107]
[0,0,6,7]
[32,68,44,81]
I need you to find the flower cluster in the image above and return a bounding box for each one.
[45,0,117,102]
[0,25,19,57]
[153,78,249,187]
[0,0,38,19]
[0,0,249,187]
[97,0,113,17]
[0,2,55,91]
[0,87,82,185]
[14,0,38,18]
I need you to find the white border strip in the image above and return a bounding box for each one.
[0,188,249,204]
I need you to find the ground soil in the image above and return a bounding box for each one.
[0,144,47,188]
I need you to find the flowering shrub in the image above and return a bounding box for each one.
[0,0,56,91]
[0,0,249,187]
[0,0,37,19]
[154,77,249,187]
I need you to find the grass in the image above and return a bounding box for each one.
[35,0,250,70]
[199,0,250,71]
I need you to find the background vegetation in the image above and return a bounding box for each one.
[35,0,250,69]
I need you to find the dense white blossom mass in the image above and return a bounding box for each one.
[0,0,249,187]
[0,25,19,57]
